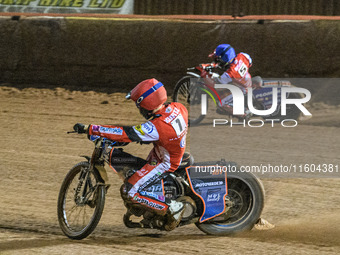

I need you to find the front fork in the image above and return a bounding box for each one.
[75,154,110,206]
[74,166,91,205]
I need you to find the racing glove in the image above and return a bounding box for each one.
[73,123,89,134]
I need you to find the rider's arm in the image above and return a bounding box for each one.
[88,121,159,143]
[217,72,232,84]
[201,63,232,85]
[240,52,252,67]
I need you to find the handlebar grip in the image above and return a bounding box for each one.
[67,131,77,134]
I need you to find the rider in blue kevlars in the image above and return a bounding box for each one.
[204,44,262,119]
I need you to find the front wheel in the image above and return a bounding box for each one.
[195,171,265,235]
[173,76,206,126]
[57,161,106,239]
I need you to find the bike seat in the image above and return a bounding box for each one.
[177,152,194,170]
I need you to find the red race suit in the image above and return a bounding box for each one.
[88,102,188,214]
[218,52,252,88]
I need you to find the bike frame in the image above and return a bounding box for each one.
[58,134,265,238]
[187,65,223,107]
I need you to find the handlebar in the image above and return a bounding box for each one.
[67,131,129,146]
[187,63,219,72]
[89,135,129,147]
[200,63,219,70]
[68,131,147,147]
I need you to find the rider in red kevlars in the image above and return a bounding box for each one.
[73,78,188,230]
[204,44,258,119]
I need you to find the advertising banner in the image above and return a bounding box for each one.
[0,0,133,14]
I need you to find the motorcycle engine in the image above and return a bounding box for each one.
[162,173,183,200]
[163,175,197,221]
[177,196,197,221]
[163,182,177,200]
[121,174,196,223]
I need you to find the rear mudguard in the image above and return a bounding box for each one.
[185,163,229,223]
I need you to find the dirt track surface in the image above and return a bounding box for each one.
[0,86,339,254]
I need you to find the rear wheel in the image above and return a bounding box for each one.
[195,171,264,235]
[57,161,106,239]
[283,92,303,120]
[173,76,206,126]
[271,91,303,121]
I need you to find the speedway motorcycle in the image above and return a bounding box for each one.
[173,64,303,125]
[57,134,265,239]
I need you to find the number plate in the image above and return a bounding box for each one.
[171,113,187,136]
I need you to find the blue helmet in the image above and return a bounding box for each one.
[213,44,236,65]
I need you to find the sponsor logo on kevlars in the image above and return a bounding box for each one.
[99,126,123,135]
[133,195,165,210]
[140,191,165,202]
[164,107,180,123]
[165,106,172,113]
[139,172,163,191]
[111,157,137,163]
[134,125,145,135]
[141,122,154,134]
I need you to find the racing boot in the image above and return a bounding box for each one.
[164,200,185,231]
